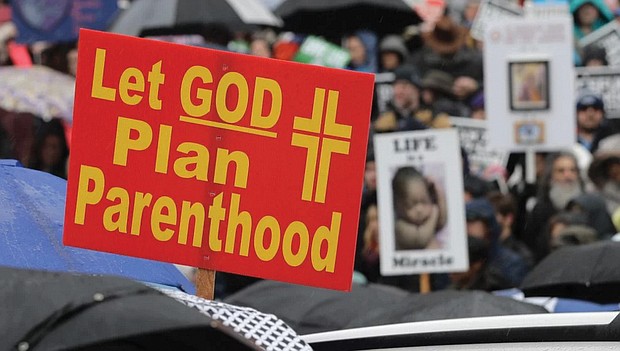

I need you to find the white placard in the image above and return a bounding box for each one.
[450,117,509,180]
[579,21,620,67]
[484,16,575,151]
[470,0,523,41]
[374,129,468,276]
[375,72,395,116]
[576,66,620,119]
[523,2,569,18]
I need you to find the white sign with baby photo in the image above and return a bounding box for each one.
[374,129,468,276]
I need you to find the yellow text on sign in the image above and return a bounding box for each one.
[91,48,165,110]
[112,116,249,188]
[179,66,282,132]
[89,47,284,136]
[73,164,342,272]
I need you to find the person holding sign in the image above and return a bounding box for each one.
[373,65,427,132]
[373,65,454,132]
[392,166,447,250]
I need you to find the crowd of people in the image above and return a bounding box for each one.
[1,0,620,298]
[355,0,620,294]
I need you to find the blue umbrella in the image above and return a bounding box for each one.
[0,159,195,294]
[494,288,620,313]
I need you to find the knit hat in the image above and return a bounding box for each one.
[379,35,409,62]
[421,69,454,96]
[393,64,422,87]
[576,87,604,110]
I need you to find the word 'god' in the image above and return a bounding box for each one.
[90,48,282,130]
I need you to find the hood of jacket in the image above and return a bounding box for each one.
[571,0,614,20]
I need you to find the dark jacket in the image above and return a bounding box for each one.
[466,199,530,289]
[409,46,484,84]
[568,193,616,239]
[522,198,558,262]
[373,101,429,133]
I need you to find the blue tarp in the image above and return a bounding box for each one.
[0,159,195,294]
[494,288,620,313]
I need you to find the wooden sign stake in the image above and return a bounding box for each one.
[196,268,216,300]
[420,273,431,294]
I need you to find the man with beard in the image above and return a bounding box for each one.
[522,152,585,262]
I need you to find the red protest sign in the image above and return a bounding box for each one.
[63,29,374,291]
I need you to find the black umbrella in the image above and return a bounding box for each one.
[274,0,422,37]
[345,290,548,328]
[0,266,259,351]
[110,0,283,37]
[522,241,620,304]
[225,280,410,334]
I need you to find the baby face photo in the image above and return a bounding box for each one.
[391,164,448,251]
[374,129,468,276]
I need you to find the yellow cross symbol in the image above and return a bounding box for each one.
[291,88,352,203]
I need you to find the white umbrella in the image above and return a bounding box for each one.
[0,65,75,122]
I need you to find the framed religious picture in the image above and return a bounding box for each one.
[508,60,550,111]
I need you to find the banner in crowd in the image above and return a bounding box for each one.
[374,72,395,117]
[576,66,620,119]
[374,129,468,276]
[293,36,351,69]
[449,117,509,180]
[470,0,523,41]
[12,0,119,44]
[579,21,620,67]
[484,15,575,151]
[63,29,375,291]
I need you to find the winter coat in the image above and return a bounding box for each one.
[568,193,617,239]
[466,199,530,289]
